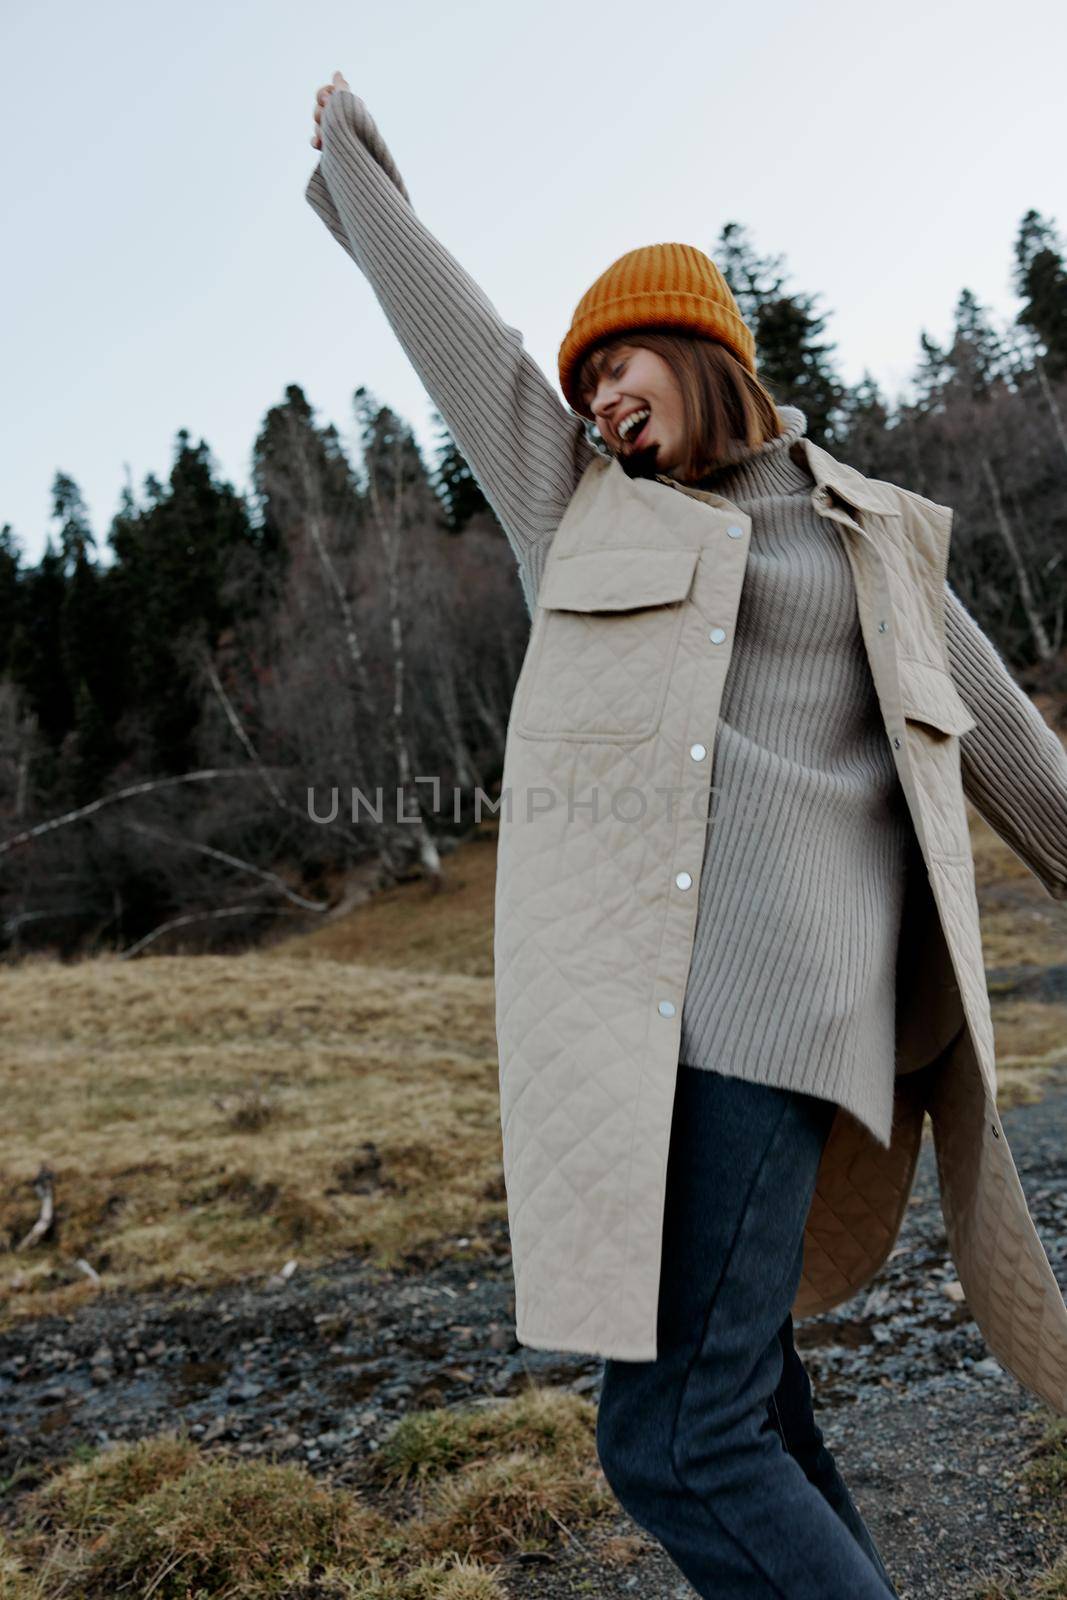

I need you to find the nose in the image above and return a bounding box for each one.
[591,384,619,431]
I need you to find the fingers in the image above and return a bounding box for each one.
[311,85,329,147]
[311,73,349,147]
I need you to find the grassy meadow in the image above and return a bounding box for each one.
[2,804,1067,1331]
[0,1372,1062,1598]
[0,801,1066,1595]
[0,830,503,1329]
[0,1386,621,1597]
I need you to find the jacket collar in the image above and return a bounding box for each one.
[645,433,902,519]
[792,437,902,518]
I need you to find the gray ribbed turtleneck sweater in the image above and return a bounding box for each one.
[306,88,1067,1152]
[676,406,912,1146]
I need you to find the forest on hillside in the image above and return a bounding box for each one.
[1,210,1065,959]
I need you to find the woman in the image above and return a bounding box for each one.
[306,73,1067,1599]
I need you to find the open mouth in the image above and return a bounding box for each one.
[619,408,652,450]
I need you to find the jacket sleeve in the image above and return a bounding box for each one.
[304,87,598,595]
[944,581,1067,900]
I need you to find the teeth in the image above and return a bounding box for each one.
[618,408,650,442]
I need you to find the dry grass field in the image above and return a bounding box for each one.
[1,808,1065,1336]
[0,1387,619,1598]
[0,831,503,1330]
[1,799,1066,1597]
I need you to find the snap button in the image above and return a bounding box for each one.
[726,524,744,539]
[689,743,707,761]
[878,619,888,633]
[658,999,676,1018]
[708,626,727,644]
[892,735,901,749]
[675,871,693,890]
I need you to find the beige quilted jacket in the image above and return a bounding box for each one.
[303,83,1067,1416]
[495,442,1067,1415]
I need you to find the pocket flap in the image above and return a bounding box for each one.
[538,547,700,613]
[898,655,977,735]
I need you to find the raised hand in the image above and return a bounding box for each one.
[311,70,350,150]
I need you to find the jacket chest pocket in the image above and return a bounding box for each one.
[897,654,977,857]
[513,546,700,743]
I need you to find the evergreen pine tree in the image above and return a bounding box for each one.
[714,221,844,444]
[0,524,21,678]
[107,431,258,773]
[428,408,493,533]
[352,387,439,511]
[252,383,355,580]
[51,472,95,570]
[8,538,71,749]
[51,472,109,734]
[946,288,1008,397]
[840,371,890,432]
[911,329,952,415]
[1013,209,1067,380]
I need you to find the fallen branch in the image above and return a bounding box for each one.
[16,1164,55,1250]
[122,819,329,912]
[0,769,287,859]
[119,901,307,960]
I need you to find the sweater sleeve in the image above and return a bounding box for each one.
[304,87,598,602]
[945,582,1067,900]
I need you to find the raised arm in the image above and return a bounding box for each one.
[945,582,1067,900]
[305,78,600,612]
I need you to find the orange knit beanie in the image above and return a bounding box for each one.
[558,242,757,418]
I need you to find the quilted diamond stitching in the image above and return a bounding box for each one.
[492,458,1067,1408]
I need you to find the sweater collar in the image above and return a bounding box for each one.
[689,404,812,500]
[654,403,901,519]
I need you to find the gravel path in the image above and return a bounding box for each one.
[2,1073,1065,1599]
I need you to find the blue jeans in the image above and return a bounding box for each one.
[596,1065,899,1598]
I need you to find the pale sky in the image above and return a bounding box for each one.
[3,0,1064,563]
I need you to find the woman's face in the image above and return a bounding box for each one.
[586,341,688,478]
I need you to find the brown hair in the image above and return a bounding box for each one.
[575,329,784,483]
